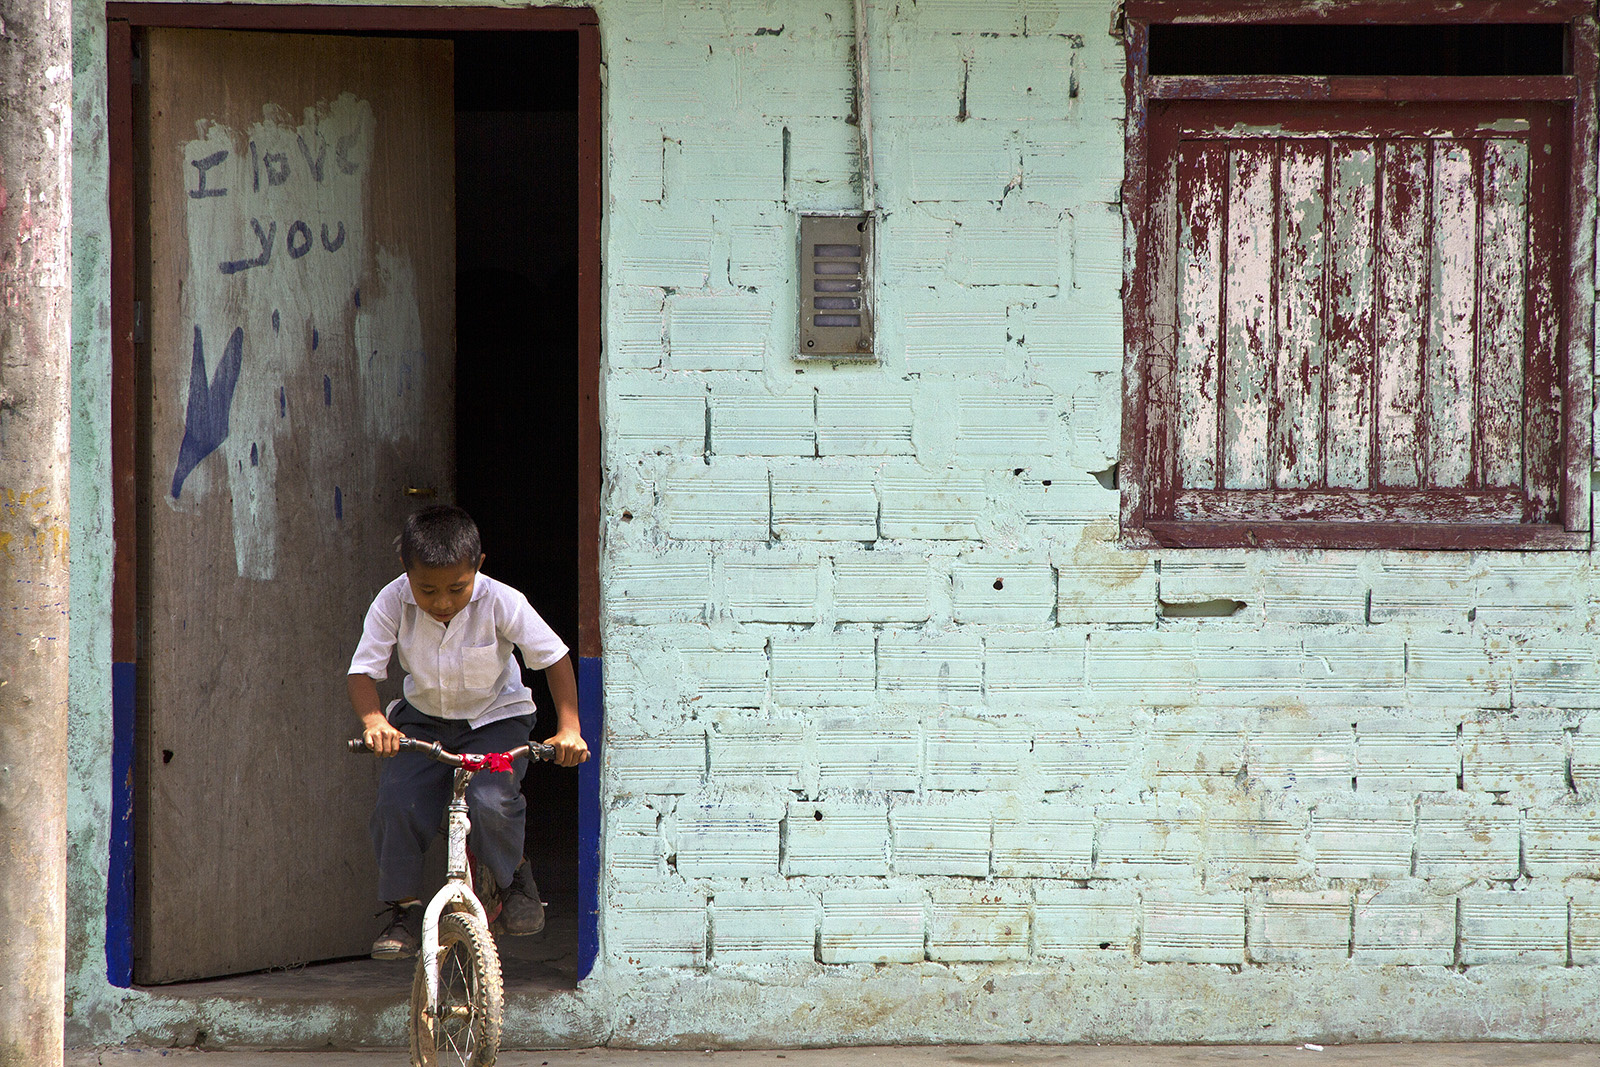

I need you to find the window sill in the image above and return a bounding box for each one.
[1138,520,1591,550]
[1146,74,1578,101]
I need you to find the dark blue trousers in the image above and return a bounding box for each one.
[370,701,535,902]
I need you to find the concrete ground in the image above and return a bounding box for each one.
[64,1045,1600,1066]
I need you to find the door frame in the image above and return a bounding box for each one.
[105,3,604,984]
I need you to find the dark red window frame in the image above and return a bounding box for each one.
[1120,0,1597,550]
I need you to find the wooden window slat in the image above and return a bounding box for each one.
[1374,139,1429,488]
[1274,141,1328,489]
[1176,143,1226,489]
[1222,143,1276,489]
[1522,107,1565,521]
[1325,140,1378,488]
[1424,140,1479,488]
[1476,139,1530,488]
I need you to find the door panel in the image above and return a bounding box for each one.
[137,28,454,983]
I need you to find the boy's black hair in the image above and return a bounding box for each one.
[400,505,482,570]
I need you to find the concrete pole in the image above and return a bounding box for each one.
[0,0,73,1062]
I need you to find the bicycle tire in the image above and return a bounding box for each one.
[410,911,503,1067]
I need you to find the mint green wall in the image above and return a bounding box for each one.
[66,0,1600,1048]
[66,0,118,1041]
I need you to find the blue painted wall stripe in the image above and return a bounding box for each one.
[108,661,136,988]
[577,655,602,980]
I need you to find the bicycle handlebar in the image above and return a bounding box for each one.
[346,736,557,766]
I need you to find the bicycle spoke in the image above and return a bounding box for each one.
[438,942,479,1065]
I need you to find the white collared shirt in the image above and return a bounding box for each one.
[348,571,569,727]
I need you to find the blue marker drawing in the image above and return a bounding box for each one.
[218,219,275,275]
[334,486,343,520]
[170,325,244,499]
[271,309,280,332]
[188,149,228,199]
[324,375,332,406]
[297,133,327,182]
[250,443,259,467]
[286,220,312,260]
[278,386,286,417]
[311,327,319,351]
[262,151,289,186]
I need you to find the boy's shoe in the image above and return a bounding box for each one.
[372,901,421,960]
[495,860,545,936]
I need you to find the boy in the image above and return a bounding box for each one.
[349,504,588,959]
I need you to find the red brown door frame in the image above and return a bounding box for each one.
[104,3,605,982]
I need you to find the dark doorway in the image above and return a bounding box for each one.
[452,30,582,977]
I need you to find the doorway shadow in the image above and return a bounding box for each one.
[140,914,576,1002]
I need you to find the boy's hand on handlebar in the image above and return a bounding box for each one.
[545,726,589,768]
[362,716,406,757]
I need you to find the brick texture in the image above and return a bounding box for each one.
[891,799,991,877]
[1141,891,1246,965]
[1035,887,1139,957]
[928,887,1030,962]
[674,804,781,878]
[820,889,925,964]
[1353,890,1456,966]
[608,891,708,967]
[786,799,891,877]
[711,889,816,964]
[588,0,1600,1012]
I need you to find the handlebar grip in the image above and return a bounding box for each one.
[348,737,422,754]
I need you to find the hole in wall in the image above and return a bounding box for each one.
[1159,598,1247,618]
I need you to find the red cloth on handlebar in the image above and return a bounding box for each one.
[459,752,515,773]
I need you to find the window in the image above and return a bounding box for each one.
[1120,0,1597,549]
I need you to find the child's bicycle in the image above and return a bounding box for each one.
[349,734,555,1067]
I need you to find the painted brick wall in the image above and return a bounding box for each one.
[58,0,1600,1049]
[594,0,1600,1040]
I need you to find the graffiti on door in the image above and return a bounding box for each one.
[171,93,427,580]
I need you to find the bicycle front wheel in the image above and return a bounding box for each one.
[411,911,503,1067]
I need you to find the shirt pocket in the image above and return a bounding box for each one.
[461,643,505,691]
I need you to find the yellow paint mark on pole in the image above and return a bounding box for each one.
[0,490,67,561]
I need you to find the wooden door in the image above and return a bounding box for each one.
[136,29,455,983]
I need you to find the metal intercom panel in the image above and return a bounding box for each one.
[797,212,874,359]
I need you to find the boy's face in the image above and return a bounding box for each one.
[406,554,485,626]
